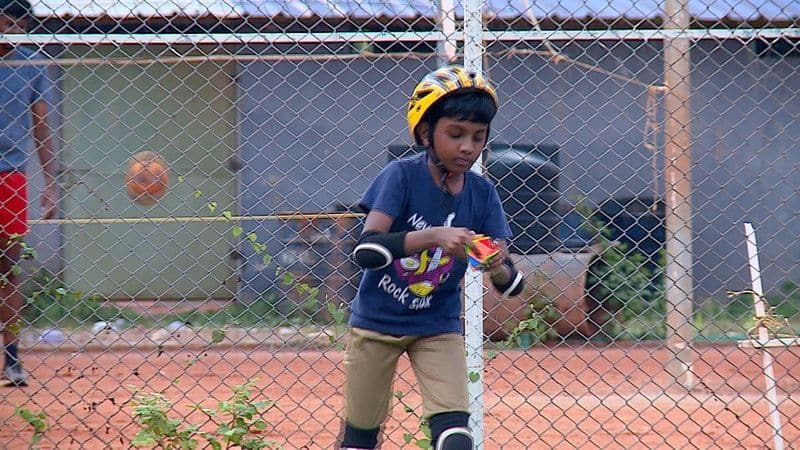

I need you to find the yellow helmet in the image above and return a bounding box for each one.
[407,65,499,145]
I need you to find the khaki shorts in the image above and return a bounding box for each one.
[343,327,469,430]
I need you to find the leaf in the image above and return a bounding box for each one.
[194,190,202,199]
[262,254,272,266]
[252,420,268,430]
[246,232,258,243]
[207,201,217,213]
[131,430,156,446]
[281,272,294,285]
[415,438,431,448]
[468,371,481,383]
[403,433,414,443]
[211,328,226,344]
[6,320,21,336]
[178,175,185,183]
[222,210,233,221]
[232,226,244,238]
[223,427,247,437]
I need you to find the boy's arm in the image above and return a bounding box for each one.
[355,210,473,268]
[32,100,58,220]
[485,239,511,283]
[361,210,444,255]
[484,239,525,297]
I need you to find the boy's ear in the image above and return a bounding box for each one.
[416,122,430,146]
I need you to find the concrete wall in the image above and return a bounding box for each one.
[235,39,799,300]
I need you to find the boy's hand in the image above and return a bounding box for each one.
[483,240,508,272]
[435,227,475,261]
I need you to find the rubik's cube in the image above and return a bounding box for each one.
[466,234,500,270]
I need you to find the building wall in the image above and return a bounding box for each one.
[236,39,800,300]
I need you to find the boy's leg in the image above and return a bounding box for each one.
[340,327,408,449]
[407,333,472,449]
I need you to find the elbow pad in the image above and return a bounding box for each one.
[353,230,408,269]
[492,258,525,297]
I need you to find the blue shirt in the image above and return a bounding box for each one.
[0,46,52,173]
[350,153,512,336]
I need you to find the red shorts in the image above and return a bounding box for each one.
[0,172,28,238]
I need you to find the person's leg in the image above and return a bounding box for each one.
[1,241,25,386]
[408,333,472,449]
[0,171,28,386]
[340,327,409,449]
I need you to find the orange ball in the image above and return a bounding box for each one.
[125,151,169,205]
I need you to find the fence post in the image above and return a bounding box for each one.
[463,0,485,447]
[662,0,696,389]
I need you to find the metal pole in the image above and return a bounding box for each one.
[662,0,695,389]
[744,223,786,450]
[463,0,485,447]
[437,0,457,63]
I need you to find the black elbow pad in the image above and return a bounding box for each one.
[492,258,525,297]
[352,230,408,269]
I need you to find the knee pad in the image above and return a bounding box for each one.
[340,422,379,449]
[430,411,473,450]
[435,427,473,450]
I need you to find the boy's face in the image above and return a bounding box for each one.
[424,117,489,173]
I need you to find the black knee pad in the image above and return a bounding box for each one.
[340,422,380,449]
[436,427,473,450]
[430,412,473,450]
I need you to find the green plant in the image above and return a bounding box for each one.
[131,381,280,450]
[585,221,666,341]
[326,301,349,350]
[496,302,556,351]
[22,268,144,329]
[394,391,432,449]
[195,380,279,449]
[13,406,48,448]
[775,281,800,319]
[130,392,202,449]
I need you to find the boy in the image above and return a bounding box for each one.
[340,65,524,450]
[1,0,58,387]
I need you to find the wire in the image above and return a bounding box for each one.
[28,212,366,225]
[0,51,437,67]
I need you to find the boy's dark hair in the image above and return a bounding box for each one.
[422,88,498,131]
[0,0,33,21]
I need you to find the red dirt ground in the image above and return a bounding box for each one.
[1,342,799,449]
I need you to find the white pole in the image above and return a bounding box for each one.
[744,222,785,450]
[463,0,485,447]
[437,0,457,62]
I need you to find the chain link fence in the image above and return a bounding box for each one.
[1,0,799,448]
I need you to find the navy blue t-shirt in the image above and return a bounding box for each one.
[349,153,512,336]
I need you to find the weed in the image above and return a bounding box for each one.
[131,380,280,449]
[13,406,48,448]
